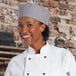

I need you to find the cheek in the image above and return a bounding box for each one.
[17,27,22,32]
[30,27,39,34]
[30,28,35,32]
[31,28,41,39]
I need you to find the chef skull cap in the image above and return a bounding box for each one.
[19,3,50,25]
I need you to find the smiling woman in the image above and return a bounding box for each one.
[18,17,47,49]
[4,2,76,76]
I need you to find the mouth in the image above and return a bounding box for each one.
[22,35,30,39]
[20,34,31,40]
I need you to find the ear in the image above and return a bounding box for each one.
[40,24,46,32]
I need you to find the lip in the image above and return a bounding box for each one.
[20,34,31,40]
[22,35,30,39]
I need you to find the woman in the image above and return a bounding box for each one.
[4,3,76,76]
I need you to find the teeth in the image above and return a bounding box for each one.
[23,35,30,38]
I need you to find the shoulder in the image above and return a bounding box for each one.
[48,44,75,59]
[4,51,27,76]
[52,46,76,65]
[7,50,27,68]
[49,44,67,54]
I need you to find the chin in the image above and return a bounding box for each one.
[23,41,32,46]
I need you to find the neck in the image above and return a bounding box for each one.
[30,39,46,54]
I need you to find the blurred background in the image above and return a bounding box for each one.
[0,0,76,76]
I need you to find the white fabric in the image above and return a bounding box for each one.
[4,42,76,76]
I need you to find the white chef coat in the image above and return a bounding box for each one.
[4,42,76,76]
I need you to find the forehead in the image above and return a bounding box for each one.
[18,17,39,24]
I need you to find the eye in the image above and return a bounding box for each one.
[18,24,23,28]
[27,24,33,28]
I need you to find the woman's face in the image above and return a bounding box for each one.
[18,17,45,46]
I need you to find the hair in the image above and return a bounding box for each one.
[39,22,50,41]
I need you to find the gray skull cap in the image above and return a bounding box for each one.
[19,3,50,25]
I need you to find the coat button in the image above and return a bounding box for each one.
[44,56,47,58]
[43,73,46,75]
[28,57,31,60]
[27,73,29,75]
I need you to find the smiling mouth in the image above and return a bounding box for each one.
[23,35,30,39]
[21,35,32,41]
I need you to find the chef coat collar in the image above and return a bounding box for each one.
[26,42,50,54]
[27,46,35,54]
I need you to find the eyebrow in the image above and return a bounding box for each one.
[26,22,31,24]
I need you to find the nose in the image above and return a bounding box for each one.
[21,25,29,35]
